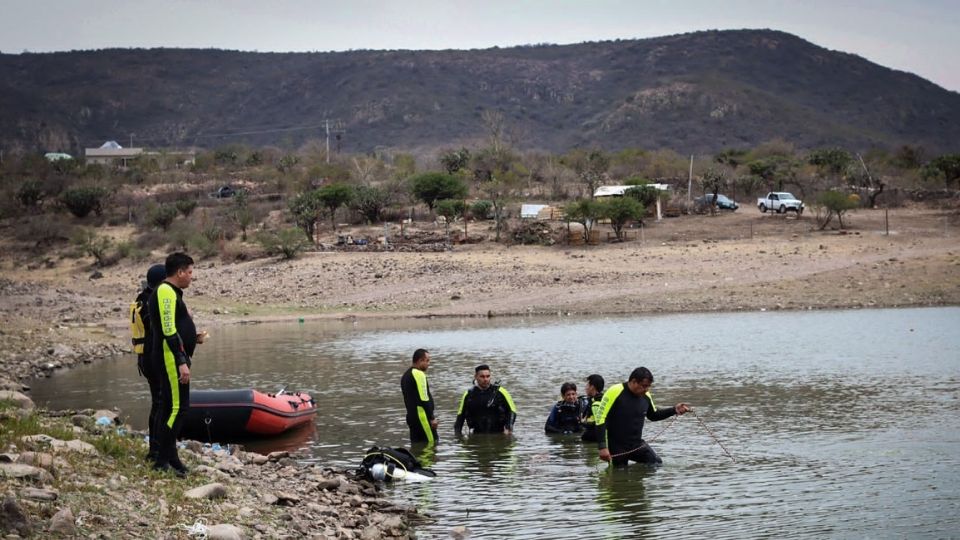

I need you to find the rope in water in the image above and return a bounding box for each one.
[607,414,679,459]
[691,410,736,463]
[605,410,737,462]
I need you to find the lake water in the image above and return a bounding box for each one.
[29,307,960,538]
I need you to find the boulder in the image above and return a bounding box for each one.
[0,391,34,410]
[0,462,54,483]
[0,494,32,536]
[93,409,119,424]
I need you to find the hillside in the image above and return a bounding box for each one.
[2,29,958,155]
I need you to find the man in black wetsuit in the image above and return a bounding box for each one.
[132,263,166,463]
[400,348,438,444]
[581,374,605,442]
[454,364,517,436]
[596,367,691,467]
[148,252,206,477]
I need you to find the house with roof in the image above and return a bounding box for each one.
[84,140,196,168]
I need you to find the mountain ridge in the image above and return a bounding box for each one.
[1,29,957,155]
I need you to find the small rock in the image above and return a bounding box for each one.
[71,414,95,429]
[207,523,246,540]
[64,439,97,454]
[184,483,227,500]
[274,491,301,506]
[89,271,104,279]
[316,478,340,491]
[451,525,472,539]
[21,487,58,501]
[361,524,382,540]
[266,451,289,462]
[16,452,55,471]
[49,506,76,535]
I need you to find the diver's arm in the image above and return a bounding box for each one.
[157,285,189,367]
[454,390,468,435]
[544,404,562,433]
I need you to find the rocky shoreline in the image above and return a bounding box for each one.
[1,393,417,539]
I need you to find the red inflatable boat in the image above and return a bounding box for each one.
[182,388,317,441]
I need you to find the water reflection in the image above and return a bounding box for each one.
[455,434,516,478]
[597,467,653,533]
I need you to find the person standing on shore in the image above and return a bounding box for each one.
[148,252,206,476]
[596,367,690,466]
[454,364,517,436]
[130,263,166,463]
[400,349,438,444]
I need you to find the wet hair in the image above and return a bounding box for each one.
[475,364,490,374]
[628,367,654,384]
[586,374,605,392]
[412,348,429,363]
[560,382,577,395]
[165,252,194,277]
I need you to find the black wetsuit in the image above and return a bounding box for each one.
[596,382,676,466]
[544,397,589,434]
[148,281,196,472]
[454,385,517,435]
[581,392,603,442]
[134,286,162,461]
[400,366,437,444]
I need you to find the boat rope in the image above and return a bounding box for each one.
[691,410,736,463]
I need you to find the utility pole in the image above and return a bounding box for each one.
[130,133,134,148]
[688,155,694,201]
[324,119,346,164]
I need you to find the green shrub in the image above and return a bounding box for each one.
[470,200,493,219]
[73,228,115,266]
[116,240,149,262]
[189,233,218,259]
[257,228,309,260]
[202,224,223,243]
[61,186,108,218]
[175,199,198,217]
[16,179,45,208]
[149,204,179,231]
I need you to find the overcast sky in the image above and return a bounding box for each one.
[2,0,957,92]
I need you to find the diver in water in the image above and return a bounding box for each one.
[545,382,589,434]
[581,374,605,442]
[596,367,691,466]
[454,364,517,436]
[401,348,439,444]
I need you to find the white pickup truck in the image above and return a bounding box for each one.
[757,192,804,214]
